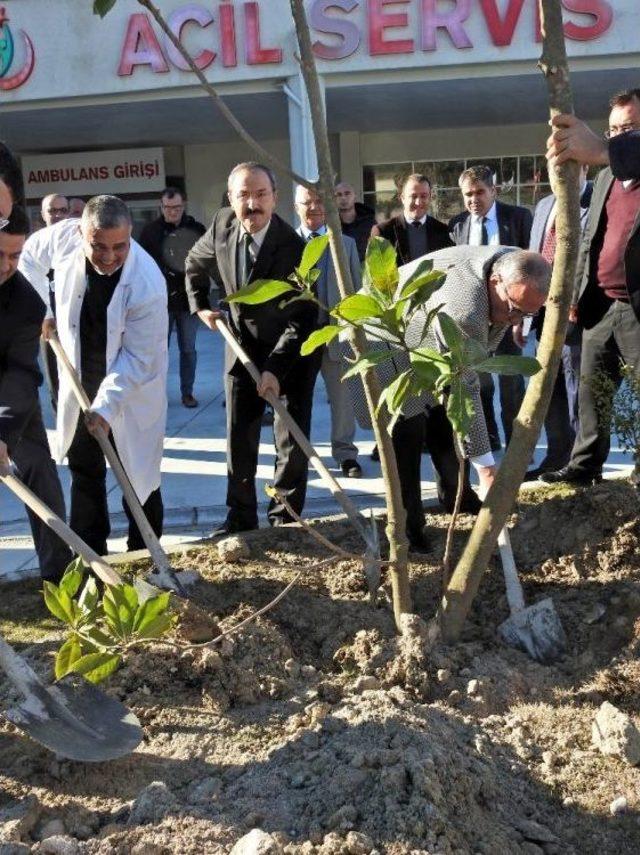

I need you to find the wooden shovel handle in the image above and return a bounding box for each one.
[48,333,170,574]
[0,472,121,587]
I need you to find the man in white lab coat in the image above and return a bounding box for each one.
[19,195,168,555]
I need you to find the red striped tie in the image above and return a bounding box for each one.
[541,220,557,264]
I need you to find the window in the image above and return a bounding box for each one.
[363,155,552,223]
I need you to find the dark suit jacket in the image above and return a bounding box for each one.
[373,214,453,266]
[138,213,206,312]
[574,168,640,327]
[448,200,533,250]
[185,209,310,381]
[0,270,46,446]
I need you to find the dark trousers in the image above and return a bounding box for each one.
[67,415,163,555]
[9,407,72,582]
[39,339,59,415]
[224,360,316,528]
[424,405,480,512]
[480,327,525,448]
[570,300,640,475]
[539,342,581,470]
[392,413,426,537]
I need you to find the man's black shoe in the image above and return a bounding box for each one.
[211,520,257,538]
[539,466,602,486]
[182,394,198,408]
[407,529,431,554]
[341,459,362,478]
[370,445,380,462]
[523,466,548,482]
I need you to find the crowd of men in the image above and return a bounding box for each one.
[1,86,640,582]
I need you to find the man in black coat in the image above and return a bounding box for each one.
[449,165,533,452]
[335,180,376,262]
[0,206,72,581]
[185,162,315,533]
[542,89,640,485]
[139,188,206,408]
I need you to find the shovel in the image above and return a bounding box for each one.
[1,470,219,642]
[216,318,381,594]
[497,526,567,664]
[0,632,142,762]
[48,333,188,596]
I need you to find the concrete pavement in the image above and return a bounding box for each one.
[0,328,634,581]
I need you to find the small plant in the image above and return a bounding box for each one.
[43,558,176,683]
[592,362,640,487]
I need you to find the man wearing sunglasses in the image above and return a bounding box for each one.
[542,89,640,487]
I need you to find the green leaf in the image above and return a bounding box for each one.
[376,370,412,419]
[93,0,117,17]
[134,612,174,641]
[102,588,125,638]
[365,237,399,296]
[69,652,121,684]
[133,591,171,634]
[299,234,329,277]
[463,338,489,366]
[227,278,294,305]
[418,303,445,344]
[473,355,542,377]
[332,294,383,323]
[342,348,395,380]
[54,634,82,679]
[300,325,340,356]
[42,582,75,625]
[437,312,465,364]
[446,377,475,437]
[106,585,138,637]
[398,263,444,305]
[58,558,85,599]
[82,626,116,650]
[78,577,99,613]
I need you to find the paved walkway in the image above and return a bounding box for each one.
[0,329,633,581]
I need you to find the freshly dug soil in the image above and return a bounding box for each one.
[1,481,640,855]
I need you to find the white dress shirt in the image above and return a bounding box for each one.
[469,202,499,246]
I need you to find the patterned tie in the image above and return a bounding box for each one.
[541,220,557,264]
[480,216,489,246]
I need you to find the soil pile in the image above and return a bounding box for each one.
[1,482,640,854]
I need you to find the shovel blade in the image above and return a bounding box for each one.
[4,673,142,762]
[499,598,567,665]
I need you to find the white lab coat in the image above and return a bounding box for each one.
[19,219,168,503]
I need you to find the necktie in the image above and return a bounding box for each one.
[541,221,557,264]
[308,231,320,241]
[480,216,489,246]
[411,220,423,229]
[240,232,253,285]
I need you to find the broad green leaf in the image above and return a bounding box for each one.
[106,585,138,636]
[300,325,340,356]
[410,346,449,366]
[446,377,475,437]
[437,312,465,364]
[102,588,125,638]
[364,237,399,296]
[93,0,117,17]
[299,234,330,277]
[54,634,82,679]
[78,577,99,613]
[69,652,121,684]
[134,613,175,641]
[473,355,542,377]
[409,359,441,389]
[43,582,75,625]
[58,557,85,599]
[398,263,444,304]
[463,339,489,366]
[376,370,412,419]
[133,592,171,634]
[332,294,383,323]
[380,307,401,337]
[341,348,395,380]
[82,626,116,649]
[227,278,294,305]
[419,303,446,344]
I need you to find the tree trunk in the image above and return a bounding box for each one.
[438,0,582,642]
[289,0,412,625]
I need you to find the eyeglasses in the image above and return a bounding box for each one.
[47,207,68,215]
[0,216,8,231]
[604,123,640,139]
[499,280,536,321]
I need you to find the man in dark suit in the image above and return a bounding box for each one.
[372,173,452,265]
[542,89,640,486]
[524,172,592,479]
[185,162,315,532]
[0,206,72,581]
[335,181,376,263]
[449,165,533,452]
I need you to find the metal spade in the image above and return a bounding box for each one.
[0,633,142,762]
[497,526,567,664]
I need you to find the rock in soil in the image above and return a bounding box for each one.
[229,828,283,854]
[592,701,640,765]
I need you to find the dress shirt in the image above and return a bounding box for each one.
[241,220,271,263]
[299,224,327,240]
[404,214,427,227]
[469,203,499,246]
